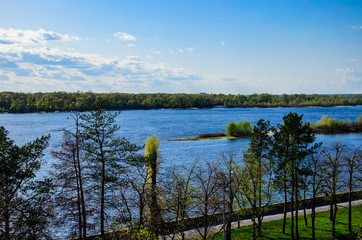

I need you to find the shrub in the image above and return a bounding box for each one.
[226,120,253,136]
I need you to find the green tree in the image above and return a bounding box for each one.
[238,119,274,239]
[273,112,319,239]
[0,126,51,240]
[144,135,161,238]
[80,109,143,238]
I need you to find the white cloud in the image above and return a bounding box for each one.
[177,47,194,53]
[350,58,359,62]
[336,67,362,84]
[0,28,80,45]
[351,25,362,29]
[0,34,202,92]
[113,32,136,42]
[127,43,136,47]
[221,41,225,47]
[150,50,161,55]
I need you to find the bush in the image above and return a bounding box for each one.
[226,120,253,136]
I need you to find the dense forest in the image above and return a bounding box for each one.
[0,91,361,113]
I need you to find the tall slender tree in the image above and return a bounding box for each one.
[321,143,346,237]
[52,113,89,239]
[239,119,274,239]
[80,109,143,238]
[344,146,361,232]
[144,134,161,238]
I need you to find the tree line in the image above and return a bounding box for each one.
[1,91,361,113]
[0,110,361,240]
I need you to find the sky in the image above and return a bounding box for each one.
[0,0,362,94]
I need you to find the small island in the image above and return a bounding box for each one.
[168,115,362,141]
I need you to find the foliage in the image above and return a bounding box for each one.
[0,126,52,240]
[144,135,161,237]
[0,91,361,113]
[110,224,156,240]
[272,112,320,238]
[80,109,143,237]
[237,119,274,239]
[315,114,362,133]
[226,120,253,136]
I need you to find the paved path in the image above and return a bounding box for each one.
[163,199,362,239]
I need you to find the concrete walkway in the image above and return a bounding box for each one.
[163,199,362,239]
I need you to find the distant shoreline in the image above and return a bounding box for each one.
[0,92,360,113]
[1,104,361,114]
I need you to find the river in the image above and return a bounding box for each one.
[0,106,361,172]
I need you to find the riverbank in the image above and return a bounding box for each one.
[168,130,362,141]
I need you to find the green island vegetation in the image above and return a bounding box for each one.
[0,91,361,113]
[211,205,362,240]
[311,114,362,134]
[170,114,362,141]
[226,120,253,137]
[1,111,361,240]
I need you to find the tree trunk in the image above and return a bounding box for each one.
[348,173,352,232]
[76,127,87,240]
[311,174,316,240]
[76,178,82,239]
[303,188,307,226]
[295,172,299,240]
[100,156,105,238]
[282,179,287,234]
[291,165,295,240]
[4,204,10,240]
[332,202,337,236]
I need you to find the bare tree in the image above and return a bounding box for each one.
[220,152,240,240]
[161,162,197,240]
[306,153,324,240]
[192,160,224,240]
[52,113,90,239]
[320,143,345,237]
[343,146,361,232]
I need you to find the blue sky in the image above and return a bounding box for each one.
[0,0,361,94]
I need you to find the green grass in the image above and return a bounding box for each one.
[210,205,362,240]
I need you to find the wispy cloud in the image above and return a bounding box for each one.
[177,47,194,53]
[221,41,225,47]
[113,32,136,42]
[0,28,80,45]
[350,58,359,62]
[350,25,362,29]
[336,67,362,84]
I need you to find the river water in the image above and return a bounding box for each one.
[0,106,361,171]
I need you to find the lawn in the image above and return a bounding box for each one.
[211,205,362,240]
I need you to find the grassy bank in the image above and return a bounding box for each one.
[211,205,362,240]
